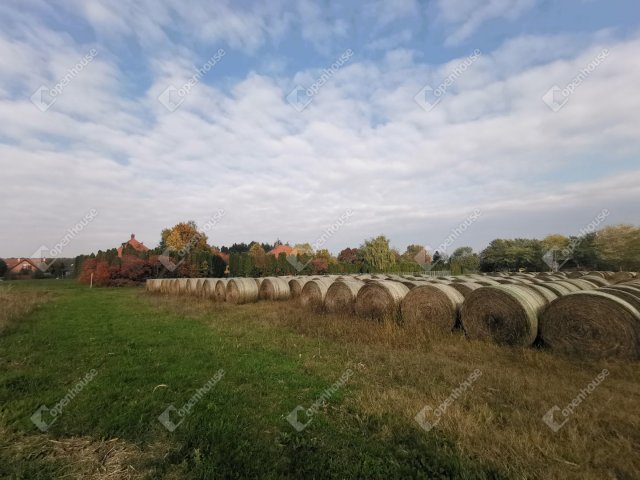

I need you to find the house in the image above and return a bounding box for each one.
[267,244,294,257]
[267,245,305,257]
[117,234,150,258]
[4,257,45,274]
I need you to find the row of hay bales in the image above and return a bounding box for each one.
[146,271,640,360]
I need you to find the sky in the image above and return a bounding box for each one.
[1,0,639,258]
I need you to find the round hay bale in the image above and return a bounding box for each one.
[579,276,610,287]
[566,271,586,278]
[400,284,465,333]
[226,278,259,304]
[288,278,312,299]
[185,278,199,295]
[259,277,291,301]
[145,279,159,292]
[549,281,583,293]
[325,279,365,314]
[355,280,410,320]
[202,279,218,299]
[562,279,599,290]
[607,272,635,284]
[599,288,640,312]
[214,279,229,302]
[460,285,548,346]
[300,278,335,311]
[540,291,640,360]
[537,282,573,296]
[520,284,559,306]
[162,279,175,294]
[195,278,206,296]
[612,285,640,296]
[586,271,606,278]
[449,282,482,298]
[474,279,501,286]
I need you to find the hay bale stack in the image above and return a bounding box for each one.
[400,284,465,333]
[226,278,259,304]
[540,291,640,360]
[288,278,311,299]
[449,282,482,298]
[214,279,229,302]
[325,279,365,314]
[259,277,291,301]
[355,280,410,320]
[202,279,218,299]
[299,278,335,311]
[460,285,549,346]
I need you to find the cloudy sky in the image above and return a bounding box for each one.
[1,0,639,257]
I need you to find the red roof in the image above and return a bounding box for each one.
[267,244,293,256]
[3,258,43,272]
[117,234,150,257]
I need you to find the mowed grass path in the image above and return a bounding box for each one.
[0,281,502,479]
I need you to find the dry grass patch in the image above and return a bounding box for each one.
[146,293,640,479]
[0,284,50,334]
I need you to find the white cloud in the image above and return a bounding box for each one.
[0,9,639,257]
[436,0,538,45]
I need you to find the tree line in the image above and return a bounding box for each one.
[70,221,639,285]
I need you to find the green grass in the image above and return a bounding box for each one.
[0,281,504,479]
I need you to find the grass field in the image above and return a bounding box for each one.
[0,280,638,479]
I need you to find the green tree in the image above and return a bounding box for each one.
[595,224,640,270]
[0,258,7,277]
[359,235,396,272]
[450,246,480,273]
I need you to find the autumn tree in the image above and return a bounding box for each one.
[293,243,314,256]
[161,221,209,253]
[248,242,267,272]
[401,244,426,263]
[337,247,360,264]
